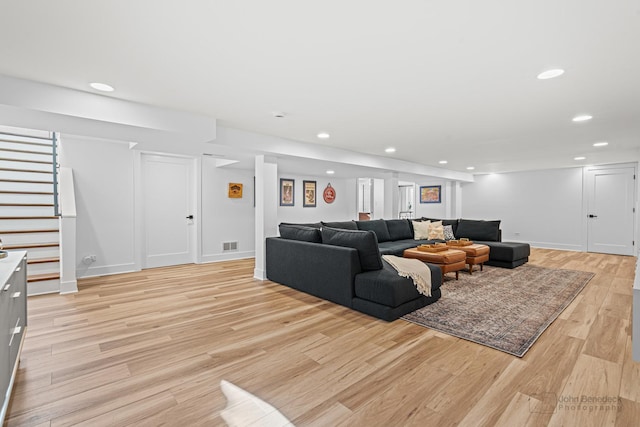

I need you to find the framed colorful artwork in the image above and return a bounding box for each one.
[419,185,441,203]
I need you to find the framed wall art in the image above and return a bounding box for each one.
[228,182,243,198]
[280,178,295,206]
[419,185,441,204]
[303,180,316,207]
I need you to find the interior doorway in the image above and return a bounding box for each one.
[140,153,197,268]
[585,165,635,256]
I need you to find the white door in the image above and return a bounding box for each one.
[586,166,635,255]
[141,154,196,268]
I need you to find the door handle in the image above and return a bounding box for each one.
[186,215,194,220]
[588,214,598,218]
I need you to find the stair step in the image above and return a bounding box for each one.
[27,257,60,264]
[28,273,60,283]
[0,216,58,220]
[0,147,52,156]
[0,229,59,234]
[0,167,53,174]
[0,178,54,184]
[0,157,53,165]
[0,203,54,207]
[0,137,53,147]
[3,242,59,249]
[0,190,54,195]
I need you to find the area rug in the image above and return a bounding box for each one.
[402,264,594,357]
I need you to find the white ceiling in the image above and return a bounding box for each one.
[1,1,639,174]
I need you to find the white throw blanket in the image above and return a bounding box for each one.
[382,255,432,297]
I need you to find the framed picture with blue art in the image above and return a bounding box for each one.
[419,185,441,203]
[280,178,295,206]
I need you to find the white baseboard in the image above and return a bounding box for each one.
[525,241,584,251]
[253,268,266,280]
[200,251,255,264]
[76,262,138,278]
[60,279,78,294]
[28,279,60,296]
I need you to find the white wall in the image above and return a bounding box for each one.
[414,179,449,219]
[201,159,255,262]
[461,168,584,250]
[59,135,137,277]
[277,174,356,224]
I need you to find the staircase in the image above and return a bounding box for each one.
[0,128,61,295]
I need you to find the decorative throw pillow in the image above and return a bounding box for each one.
[412,220,430,240]
[443,224,456,241]
[428,220,444,240]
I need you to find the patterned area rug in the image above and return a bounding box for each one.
[402,264,594,357]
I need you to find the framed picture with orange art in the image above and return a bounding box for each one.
[419,185,441,203]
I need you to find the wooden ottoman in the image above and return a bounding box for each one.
[448,243,490,274]
[403,247,467,280]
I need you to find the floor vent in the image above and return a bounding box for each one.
[223,241,238,251]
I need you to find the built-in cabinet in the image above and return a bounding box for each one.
[0,251,27,424]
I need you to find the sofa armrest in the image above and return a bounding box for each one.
[266,237,362,307]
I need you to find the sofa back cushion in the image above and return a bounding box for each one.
[321,220,358,230]
[456,219,501,241]
[321,227,383,271]
[279,224,322,243]
[355,219,392,242]
[385,219,413,240]
[280,222,322,229]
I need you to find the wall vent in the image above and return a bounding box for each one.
[223,241,238,252]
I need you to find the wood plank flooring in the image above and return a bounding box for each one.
[4,248,639,426]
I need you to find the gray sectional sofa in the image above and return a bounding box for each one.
[266,218,530,321]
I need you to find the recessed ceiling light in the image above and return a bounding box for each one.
[466,166,475,170]
[272,111,286,118]
[537,69,565,80]
[317,132,330,139]
[574,156,586,160]
[326,170,335,175]
[438,160,448,164]
[593,141,609,147]
[89,82,114,92]
[385,147,396,153]
[572,115,593,122]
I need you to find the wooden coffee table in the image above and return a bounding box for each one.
[447,243,490,274]
[403,247,467,280]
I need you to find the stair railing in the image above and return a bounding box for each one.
[52,132,60,217]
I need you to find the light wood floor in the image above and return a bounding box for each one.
[4,248,639,426]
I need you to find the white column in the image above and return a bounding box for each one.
[452,181,463,218]
[59,167,78,294]
[254,155,278,280]
[383,172,399,219]
[371,178,385,219]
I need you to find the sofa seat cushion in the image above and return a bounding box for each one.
[478,241,530,262]
[354,262,442,307]
[356,219,392,242]
[321,227,383,271]
[378,239,439,256]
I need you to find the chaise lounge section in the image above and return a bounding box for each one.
[266,224,443,321]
